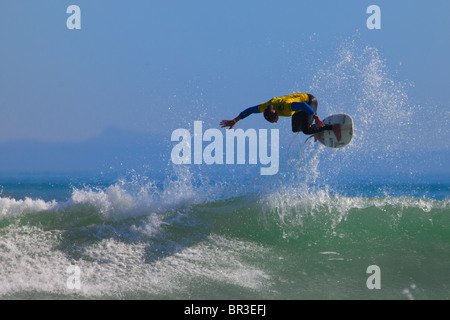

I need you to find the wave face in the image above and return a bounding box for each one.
[0,171,449,300]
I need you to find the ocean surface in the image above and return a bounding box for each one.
[0,169,448,300]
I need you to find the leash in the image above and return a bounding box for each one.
[287,133,314,171]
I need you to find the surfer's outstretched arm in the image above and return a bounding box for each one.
[220,106,260,129]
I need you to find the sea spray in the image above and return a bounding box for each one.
[301,37,418,181]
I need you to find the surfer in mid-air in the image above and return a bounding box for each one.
[220,93,341,142]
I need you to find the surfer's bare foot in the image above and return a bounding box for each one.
[332,124,341,142]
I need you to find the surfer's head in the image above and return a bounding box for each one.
[264,105,279,123]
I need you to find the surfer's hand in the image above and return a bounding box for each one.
[314,115,325,127]
[220,119,237,129]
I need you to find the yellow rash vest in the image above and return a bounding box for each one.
[257,93,310,117]
[238,93,315,119]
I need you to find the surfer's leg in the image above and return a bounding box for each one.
[291,111,305,132]
[292,95,315,133]
[293,113,331,134]
[308,95,341,141]
[303,123,333,134]
[293,95,332,134]
[295,95,341,141]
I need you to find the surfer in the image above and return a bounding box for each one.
[220,93,341,142]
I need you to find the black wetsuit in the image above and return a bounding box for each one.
[291,94,333,134]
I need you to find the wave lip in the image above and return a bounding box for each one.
[255,185,450,240]
[0,197,57,219]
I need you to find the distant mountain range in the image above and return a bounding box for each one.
[0,126,448,179]
[0,127,171,174]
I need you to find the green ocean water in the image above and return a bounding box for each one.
[0,173,448,300]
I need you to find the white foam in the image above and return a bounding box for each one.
[0,196,57,219]
[259,185,449,237]
[0,225,271,298]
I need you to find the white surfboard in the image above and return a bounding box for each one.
[318,113,353,148]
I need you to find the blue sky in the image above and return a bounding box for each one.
[0,0,449,152]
